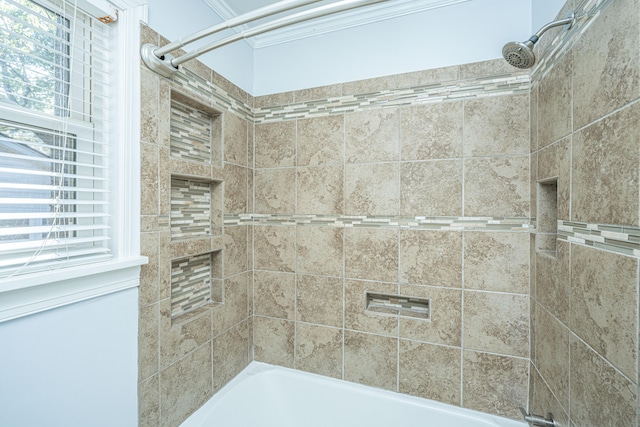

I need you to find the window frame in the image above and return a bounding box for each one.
[0,0,148,323]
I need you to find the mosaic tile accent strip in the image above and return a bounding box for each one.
[171,177,212,240]
[172,68,253,122]
[171,252,212,318]
[531,0,613,83]
[170,98,213,163]
[366,292,430,320]
[253,74,530,124]
[223,214,532,232]
[558,220,640,258]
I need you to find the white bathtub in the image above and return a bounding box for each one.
[180,362,527,427]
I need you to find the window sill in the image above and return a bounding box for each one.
[0,257,148,323]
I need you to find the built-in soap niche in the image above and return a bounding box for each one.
[366,292,430,320]
[170,176,222,240]
[537,178,558,258]
[170,90,222,167]
[170,250,222,320]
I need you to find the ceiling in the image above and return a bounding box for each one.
[201,0,473,48]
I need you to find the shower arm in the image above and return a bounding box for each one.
[527,13,576,44]
[142,0,390,78]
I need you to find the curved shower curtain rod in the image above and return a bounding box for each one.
[142,0,390,78]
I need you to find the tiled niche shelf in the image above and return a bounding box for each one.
[170,250,222,320]
[537,178,558,258]
[170,176,222,241]
[170,90,222,167]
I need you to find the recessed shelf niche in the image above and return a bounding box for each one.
[170,90,222,166]
[537,178,558,258]
[170,250,222,319]
[170,176,222,240]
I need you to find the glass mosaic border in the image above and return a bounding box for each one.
[558,220,640,258]
[224,214,532,232]
[253,74,530,124]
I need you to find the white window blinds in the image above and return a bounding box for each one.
[0,0,114,278]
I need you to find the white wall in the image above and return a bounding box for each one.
[0,288,139,427]
[532,0,566,30]
[253,0,532,95]
[146,0,254,93]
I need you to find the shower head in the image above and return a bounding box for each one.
[502,38,537,69]
[502,12,576,69]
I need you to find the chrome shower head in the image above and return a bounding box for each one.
[502,39,537,69]
[502,12,577,69]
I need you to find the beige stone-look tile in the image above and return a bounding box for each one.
[213,72,248,103]
[400,160,463,216]
[395,65,459,87]
[344,227,398,283]
[296,323,343,379]
[255,92,294,109]
[158,147,171,217]
[159,232,171,301]
[297,115,344,166]
[158,81,171,148]
[213,272,248,336]
[342,74,398,95]
[463,94,530,157]
[248,123,254,168]
[570,245,638,379]
[159,299,212,369]
[223,112,248,166]
[345,279,398,336]
[254,168,296,214]
[294,84,342,103]
[572,102,640,226]
[223,164,248,214]
[253,316,295,368]
[572,0,640,129]
[538,52,572,148]
[141,142,159,216]
[537,136,571,220]
[534,303,569,410]
[463,232,529,293]
[140,67,159,144]
[530,366,569,427]
[399,340,461,405]
[535,240,570,324]
[399,284,462,347]
[253,225,296,272]
[141,215,158,233]
[400,229,462,288]
[345,162,399,216]
[400,102,463,161]
[464,156,529,217]
[140,232,159,307]
[139,374,159,427]
[530,83,538,154]
[570,336,637,427]
[159,344,212,427]
[183,58,211,82]
[297,165,344,214]
[460,58,519,79]
[247,164,254,214]
[464,291,529,358]
[345,109,400,163]
[253,270,295,320]
[297,275,343,328]
[344,330,398,391]
[462,350,529,419]
[223,225,247,278]
[139,303,159,382]
[296,226,343,277]
[255,121,296,168]
[213,321,249,392]
[140,23,158,46]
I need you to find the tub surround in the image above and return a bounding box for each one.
[138,0,640,424]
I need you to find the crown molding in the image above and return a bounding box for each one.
[202,0,471,48]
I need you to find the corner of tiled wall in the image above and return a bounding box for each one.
[138,23,252,427]
[530,0,640,425]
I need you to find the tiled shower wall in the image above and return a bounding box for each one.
[249,60,533,420]
[529,0,640,426]
[138,25,253,427]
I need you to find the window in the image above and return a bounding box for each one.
[0,0,113,277]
